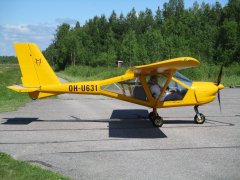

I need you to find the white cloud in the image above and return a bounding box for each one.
[0,23,56,56]
[55,18,78,26]
[3,24,31,33]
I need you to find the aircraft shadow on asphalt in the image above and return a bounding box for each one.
[2,117,42,125]
[1,110,234,139]
[109,109,167,138]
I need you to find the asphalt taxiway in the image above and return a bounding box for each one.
[0,88,240,179]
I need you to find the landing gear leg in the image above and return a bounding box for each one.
[148,108,163,127]
[194,105,205,124]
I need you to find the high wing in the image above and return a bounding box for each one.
[130,57,200,75]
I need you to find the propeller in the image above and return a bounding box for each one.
[216,65,223,111]
[216,65,223,86]
[217,88,221,111]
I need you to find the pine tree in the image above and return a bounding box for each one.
[121,29,139,66]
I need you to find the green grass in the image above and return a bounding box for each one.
[0,153,70,180]
[0,64,31,112]
[58,63,240,87]
[57,65,128,82]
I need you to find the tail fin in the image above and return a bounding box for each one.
[11,43,61,99]
[14,43,60,87]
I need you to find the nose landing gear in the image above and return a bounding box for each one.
[194,105,205,124]
[148,108,163,127]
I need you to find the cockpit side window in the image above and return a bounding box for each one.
[166,79,188,101]
[173,72,192,87]
[147,74,189,102]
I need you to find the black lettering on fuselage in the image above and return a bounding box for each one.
[81,85,85,91]
[69,85,98,92]
[73,85,78,92]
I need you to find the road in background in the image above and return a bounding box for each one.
[0,88,240,180]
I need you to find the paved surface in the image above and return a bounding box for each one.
[0,88,240,180]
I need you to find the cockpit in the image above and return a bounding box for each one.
[101,71,192,102]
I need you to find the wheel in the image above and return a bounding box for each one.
[151,116,164,127]
[194,113,205,124]
[148,111,159,120]
[148,111,155,120]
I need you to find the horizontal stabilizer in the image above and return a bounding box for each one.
[7,85,39,92]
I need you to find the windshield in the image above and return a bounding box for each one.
[173,72,192,87]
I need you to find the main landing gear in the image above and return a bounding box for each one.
[194,105,205,124]
[148,108,163,127]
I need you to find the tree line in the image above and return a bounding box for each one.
[43,0,240,70]
[0,56,17,64]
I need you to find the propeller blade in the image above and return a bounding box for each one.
[217,90,221,112]
[217,65,223,85]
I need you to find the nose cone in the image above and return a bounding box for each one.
[218,84,224,90]
[193,82,220,105]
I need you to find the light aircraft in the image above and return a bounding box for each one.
[8,43,224,127]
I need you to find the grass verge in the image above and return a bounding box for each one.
[0,64,30,112]
[0,153,70,180]
[57,65,127,82]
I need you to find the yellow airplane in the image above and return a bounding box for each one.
[8,43,224,127]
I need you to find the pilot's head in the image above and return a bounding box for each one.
[150,75,158,84]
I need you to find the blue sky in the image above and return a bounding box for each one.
[0,0,228,56]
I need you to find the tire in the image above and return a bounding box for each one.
[151,116,164,127]
[194,113,205,124]
[148,111,155,120]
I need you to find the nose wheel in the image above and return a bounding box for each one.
[148,108,163,127]
[194,105,205,124]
